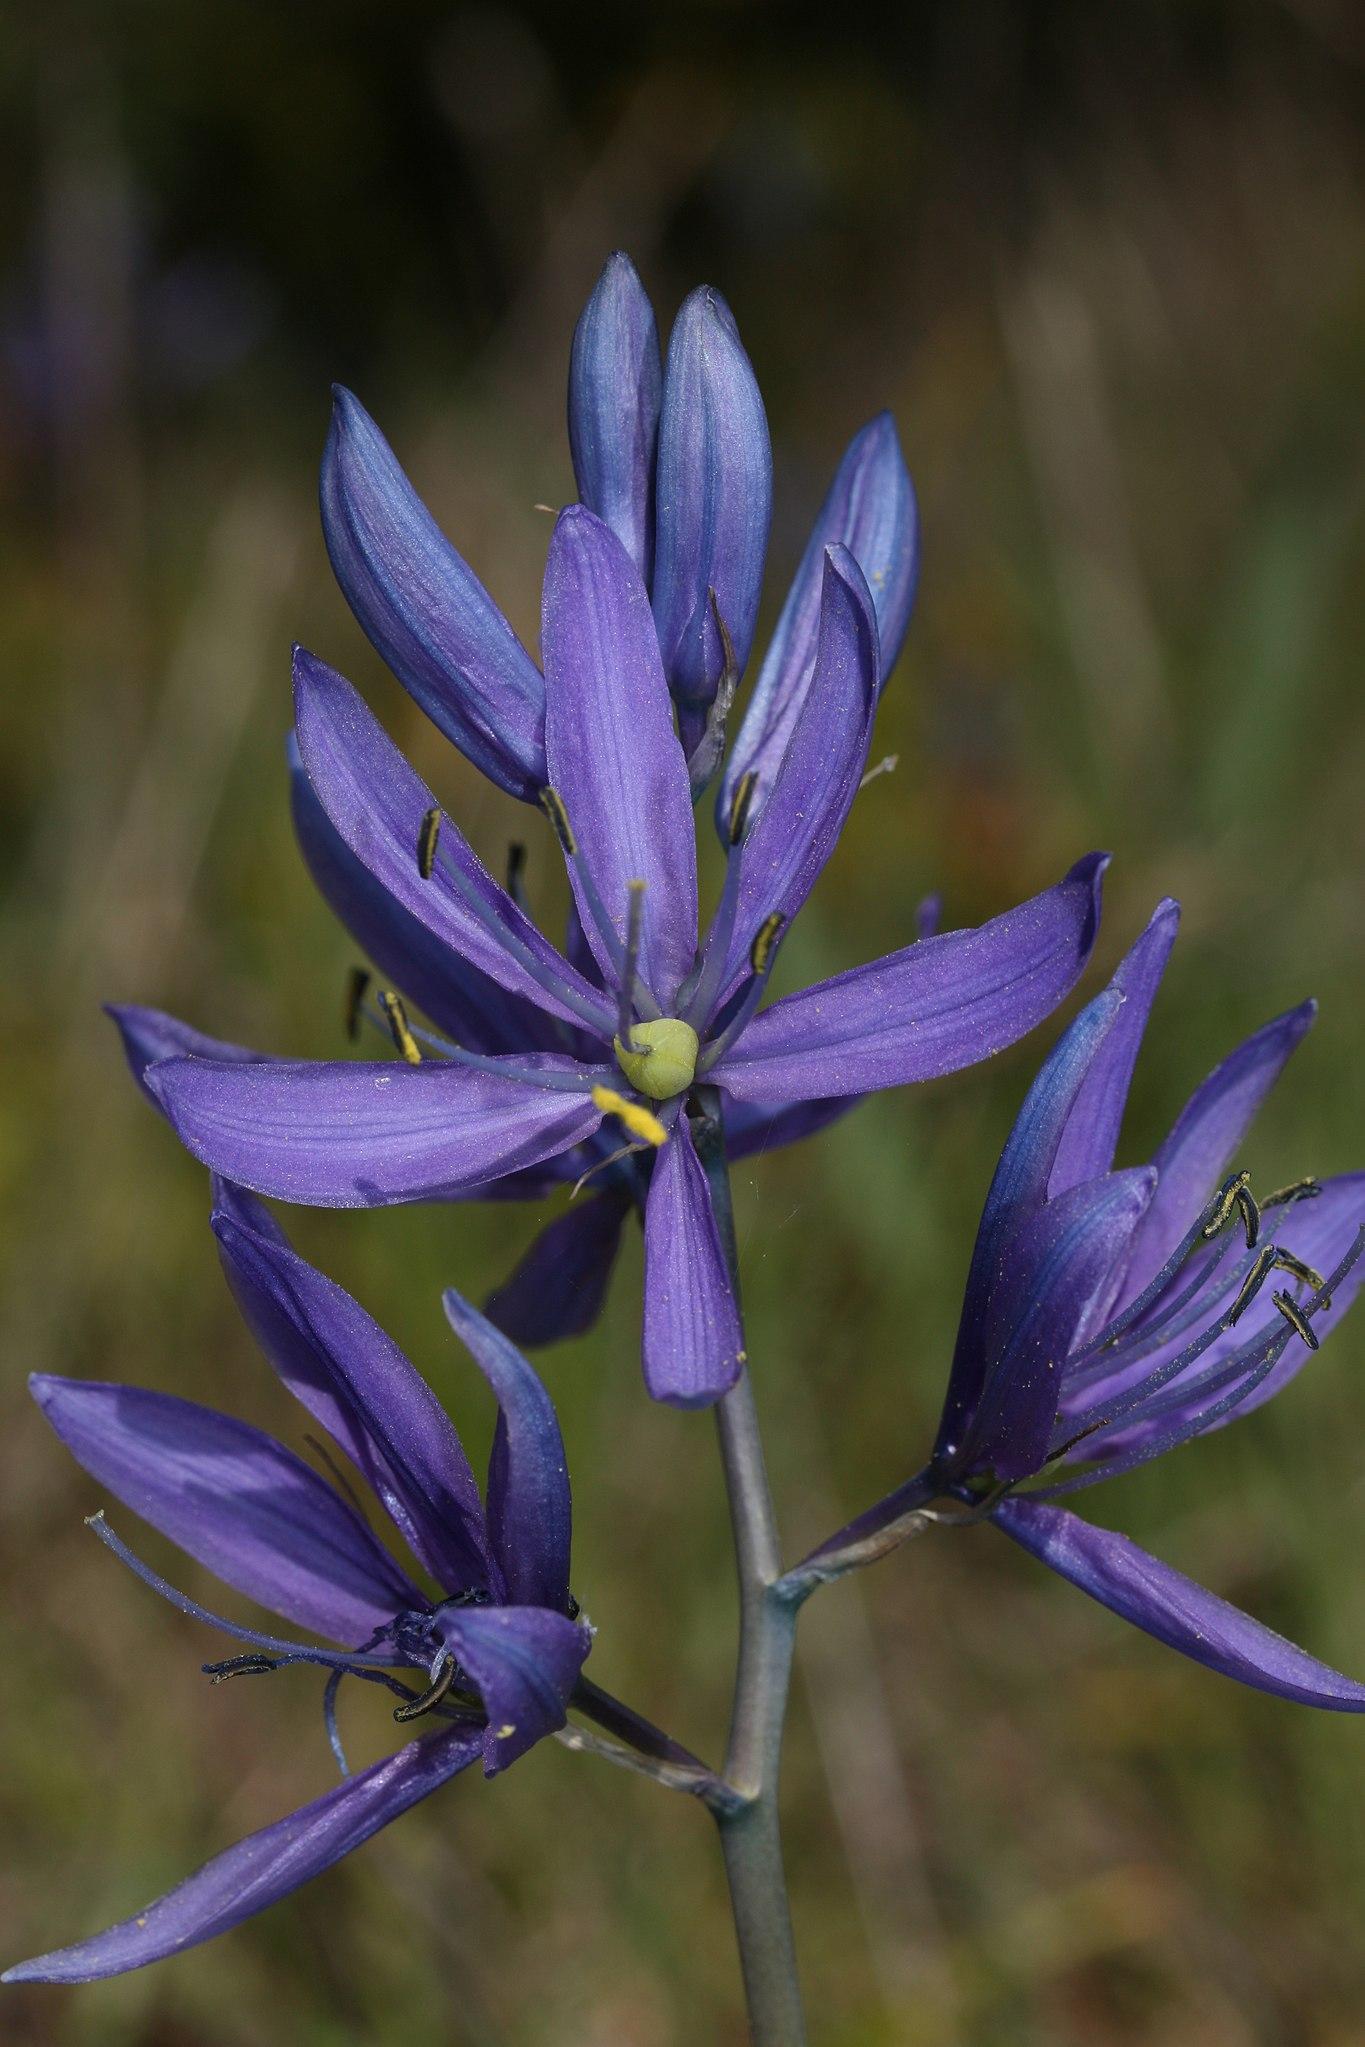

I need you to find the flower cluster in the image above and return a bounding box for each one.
[11,253,1365,1998]
[112,251,1104,1406]
[9,1180,591,1982]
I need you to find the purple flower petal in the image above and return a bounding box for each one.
[441,1288,572,1610]
[568,252,661,583]
[1117,1001,1317,1307]
[483,1187,632,1348]
[3,1725,482,1982]
[642,1118,745,1407]
[29,1375,418,1643]
[939,990,1124,1462]
[107,1003,265,1107]
[651,287,772,713]
[148,1055,604,1208]
[289,736,552,1054]
[720,410,917,832]
[212,1192,491,1593]
[320,387,545,798]
[714,546,879,990]
[294,646,610,1037]
[993,1499,1365,1710]
[964,1169,1155,1480]
[713,854,1108,1106]
[1048,899,1180,1197]
[542,507,698,1002]
[431,1603,590,1772]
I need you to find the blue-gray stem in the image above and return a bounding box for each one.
[695,1089,807,2045]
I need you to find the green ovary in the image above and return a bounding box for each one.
[613,1018,700,1100]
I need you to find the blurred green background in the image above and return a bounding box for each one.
[2,3,1364,2041]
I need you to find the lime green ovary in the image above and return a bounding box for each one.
[613,1018,700,1100]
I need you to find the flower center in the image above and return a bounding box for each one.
[614,1018,700,1100]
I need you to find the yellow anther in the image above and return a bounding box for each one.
[749,912,786,976]
[613,1018,699,1101]
[591,1084,667,1147]
[538,786,577,856]
[378,990,422,1065]
[728,769,758,846]
[417,806,442,880]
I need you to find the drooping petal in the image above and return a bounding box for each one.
[567,252,661,583]
[642,1118,745,1407]
[541,506,698,1001]
[320,387,545,798]
[432,1603,591,1773]
[651,286,772,715]
[29,1375,418,1643]
[482,1188,632,1348]
[3,1725,482,1983]
[441,1289,573,1611]
[148,1055,604,1208]
[1117,1002,1317,1306]
[935,990,1124,1462]
[212,1192,491,1592]
[294,646,611,1038]
[720,410,917,832]
[1048,899,1180,1196]
[712,854,1108,1106]
[107,1004,265,1107]
[289,736,552,1055]
[713,546,879,988]
[963,1169,1155,1480]
[993,1499,1365,1711]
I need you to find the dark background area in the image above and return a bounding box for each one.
[2,3,1364,2041]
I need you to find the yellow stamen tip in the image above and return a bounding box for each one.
[591,1084,667,1148]
[378,990,422,1065]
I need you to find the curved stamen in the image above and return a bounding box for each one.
[364,994,608,1095]
[87,1512,405,1675]
[1035,1228,1364,1496]
[1067,1172,1257,1370]
[392,1653,461,1724]
[1064,1197,1319,1413]
[1062,1232,1247,1401]
[696,915,787,1073]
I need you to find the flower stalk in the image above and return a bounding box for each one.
[695,1089,808,2044]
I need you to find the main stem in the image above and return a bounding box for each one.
[696,1091,807,2045]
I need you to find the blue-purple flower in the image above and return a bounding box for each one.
[115,253,1106,1407]
[6,1181,592,1983]
[806,901,1365,1710]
